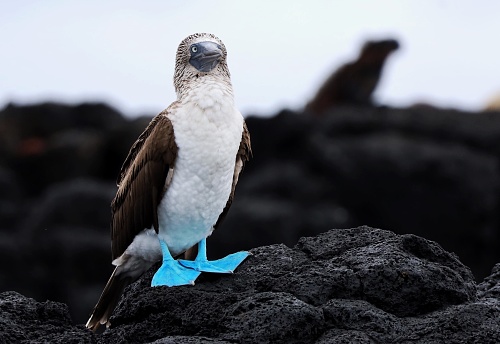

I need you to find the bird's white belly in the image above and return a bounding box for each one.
[157,103,243,256]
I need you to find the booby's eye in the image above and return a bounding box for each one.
[191,45,198,53]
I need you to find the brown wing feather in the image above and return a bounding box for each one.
[213,121,252,230]
[111,111,178,260]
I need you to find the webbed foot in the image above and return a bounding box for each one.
[178,238,250,273]
[151,239,201,287]
[151,259,201,287]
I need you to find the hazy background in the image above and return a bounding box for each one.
[1,0,499,116]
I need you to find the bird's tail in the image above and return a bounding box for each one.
[85,266,132,331]
[86,252,156,331]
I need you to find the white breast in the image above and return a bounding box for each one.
[157,79,243,256]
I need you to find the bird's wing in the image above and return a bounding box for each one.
[111,110,178,260]
[214,121,252,230]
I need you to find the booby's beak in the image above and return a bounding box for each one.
[189,41,223,73]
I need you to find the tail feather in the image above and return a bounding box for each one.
[87,232,160,331]
[86,267,132,331]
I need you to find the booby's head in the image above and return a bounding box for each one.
[173,33,231,96]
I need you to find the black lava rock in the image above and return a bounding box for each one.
[218,106,500,281]
[0,179,116,323]
[95,227,496,343]
[2,101,500,326]
[3,227,500,343]
[0,291,95,343]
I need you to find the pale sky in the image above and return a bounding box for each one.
[1,1,499,117]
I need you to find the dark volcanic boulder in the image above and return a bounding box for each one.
[0,102,125,140]
[2,226,500,343]
[218,107,500,281]
[0,291,94,343]
[478,263,500,299]
[1,179,116,324]
[95,227,498,344]
[0,166,22,231]
[0,102,138,195]
[3,101,500,325]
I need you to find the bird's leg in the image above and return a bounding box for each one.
[178,238,250,273]
[151,239,201,287]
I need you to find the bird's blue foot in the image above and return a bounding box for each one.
[151,240,202,287]
[178,238,250,273]
[151,259,202,287]
[179,251,250,273]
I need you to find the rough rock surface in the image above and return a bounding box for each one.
[0,291,94,343]
[3,226,500,343]
[226,107,500,282]
[2,102,500,324]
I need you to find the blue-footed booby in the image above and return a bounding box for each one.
[86,33,251,331]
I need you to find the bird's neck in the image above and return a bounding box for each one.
[177,74,236,112]
[176,74,234,103]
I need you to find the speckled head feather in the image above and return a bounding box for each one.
[173,33,231,98]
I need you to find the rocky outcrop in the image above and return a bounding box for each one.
[221,106,500,283]
[2,102,500,325]
[0,291,94,343]
[2,227,500,343]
